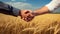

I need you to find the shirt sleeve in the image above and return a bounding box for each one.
[9,6,20,16]
[45,0,60,12]
[0,1,20,16]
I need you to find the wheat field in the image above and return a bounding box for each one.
[0,13,60,34]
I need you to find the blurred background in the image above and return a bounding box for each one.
[0,0,60,13]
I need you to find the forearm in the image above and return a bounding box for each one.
[33,6,50,16]
[33,0,60,16]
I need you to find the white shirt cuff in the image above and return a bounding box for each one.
[45,0,60,12]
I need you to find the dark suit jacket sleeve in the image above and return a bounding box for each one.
[0,1,21,16]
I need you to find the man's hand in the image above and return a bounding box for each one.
[19,10,34,22]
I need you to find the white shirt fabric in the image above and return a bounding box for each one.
[46,0,60,12]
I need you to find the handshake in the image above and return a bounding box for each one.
[19,6,51,22]
[20,10,37,22]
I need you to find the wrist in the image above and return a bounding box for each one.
[19,10,21,16]
[32,11,39,16]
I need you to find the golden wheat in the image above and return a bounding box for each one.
[0,13,60,34]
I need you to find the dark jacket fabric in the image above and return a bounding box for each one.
[0,1,20,16]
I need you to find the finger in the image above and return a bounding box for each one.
[22,16,31,22]
[25,10,32,14]
[23,18,28,22]
[25,11,30,14]
[26,17,33,22]
[20,15,23,19]
[27,15,34,21]
[24,18,28,22]
[22,17,25,20]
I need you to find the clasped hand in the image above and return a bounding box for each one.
[20,10,35,22]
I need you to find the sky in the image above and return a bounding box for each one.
[0,0,60,13]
